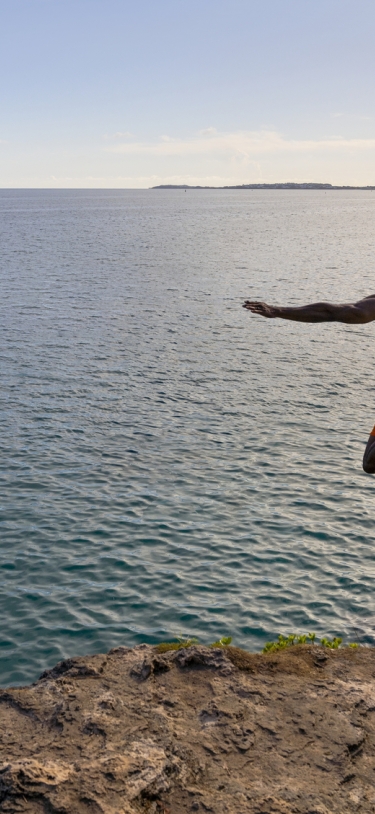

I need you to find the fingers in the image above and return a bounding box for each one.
[243,300,267,313]
[242,300,275,318]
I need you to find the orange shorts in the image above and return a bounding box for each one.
[370,425,375,437]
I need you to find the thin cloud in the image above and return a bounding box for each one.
[106,129,375,159]
[199,127,218,135]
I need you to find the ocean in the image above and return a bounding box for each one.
[1,188,375,686]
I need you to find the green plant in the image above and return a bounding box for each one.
[262,632,316,654]
[210,636,232,648]
[261,632,360,653]
[155,635,198,653]
[320,636,342,649]
[176,635,198,647]
[156,631,359,657]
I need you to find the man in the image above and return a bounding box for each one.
[243,294,375,474]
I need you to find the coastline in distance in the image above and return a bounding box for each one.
[151,182,375,190]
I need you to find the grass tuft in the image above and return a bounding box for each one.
[210,636,232,648]
[155,633,360,655]
[263,633,316,653]
[261,633,362,653]
[156,635,198,653]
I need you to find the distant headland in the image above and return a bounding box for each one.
[152,182,375,190]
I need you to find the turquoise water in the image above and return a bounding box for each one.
[1,189,375,686]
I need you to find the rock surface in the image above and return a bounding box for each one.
[1,644,375,813]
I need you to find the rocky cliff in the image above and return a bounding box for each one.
[1,644,375,813]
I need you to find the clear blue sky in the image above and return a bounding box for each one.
[1,0,375,187]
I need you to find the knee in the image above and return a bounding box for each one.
[363,436,375,473]
[363,454,375,474]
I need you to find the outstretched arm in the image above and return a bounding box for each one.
[243,295,375,324]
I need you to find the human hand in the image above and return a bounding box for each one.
[242,300,279,318]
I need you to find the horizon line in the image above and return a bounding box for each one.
[1,183,375,191]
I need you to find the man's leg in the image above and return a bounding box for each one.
[363,427,375,473]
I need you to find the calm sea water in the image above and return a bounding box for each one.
[1,188,375,686]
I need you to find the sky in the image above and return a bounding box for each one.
[1,0,375,188]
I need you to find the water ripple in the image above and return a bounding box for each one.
[1,189,375,685]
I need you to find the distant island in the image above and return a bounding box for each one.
[152,182,375,190]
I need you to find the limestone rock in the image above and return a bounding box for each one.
[1,644,375,812]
